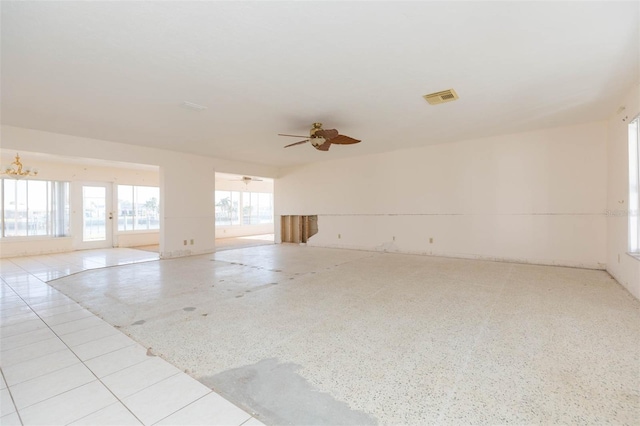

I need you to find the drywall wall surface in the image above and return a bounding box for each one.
[215,177,273,193]
[216,224,273,239]
[0,156,159,186]
[606,83,640,299]
[160,158,216,257]
[276,121,607,269]
[115,232,159,248]
[1,125,277,257]
[0,126,278,179]
[0,237,73,258]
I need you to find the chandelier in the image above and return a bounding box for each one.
[2,153,38,179]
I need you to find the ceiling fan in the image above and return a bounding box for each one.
[229,176,263,185]
[279,122,361,151]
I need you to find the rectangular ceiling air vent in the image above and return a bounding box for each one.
[423,89,459,105]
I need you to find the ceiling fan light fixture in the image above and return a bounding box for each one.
[279,122,361,151]
[310,136,325,147]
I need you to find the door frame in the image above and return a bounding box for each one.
[72,182,114,250]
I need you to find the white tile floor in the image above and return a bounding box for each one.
[0,249,263,426]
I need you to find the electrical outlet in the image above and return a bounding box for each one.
[190,239,194,245]
[429,237,433,244]
[338,234,341,239]
[393,236,396,241]
[183,240,187,246]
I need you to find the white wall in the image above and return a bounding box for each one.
[215,176,274,239]
[276,121,608,269]
[1,125,277,258]
[606,84,640,299]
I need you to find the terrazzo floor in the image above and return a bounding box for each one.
[0,248,263,426]
[41,244,640,425]
[214,234,275,251]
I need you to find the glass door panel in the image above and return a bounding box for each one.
[78,183,112,249]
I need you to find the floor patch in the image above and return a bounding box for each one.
[200,358,376,425]
[183,307,196,311]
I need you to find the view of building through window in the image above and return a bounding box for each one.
[215,191,273,226]
[1,179,69,238]
[117,185,160,231]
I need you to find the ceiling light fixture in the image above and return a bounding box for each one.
[1,153,38,179]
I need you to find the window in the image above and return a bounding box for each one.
[215,191,240,226]
[1,179,69,238]
[629,116,640,253]
[117,185,160,231]
[215,191,273,226]
[257,192,274,224]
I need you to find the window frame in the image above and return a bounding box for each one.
[116,184,160,233]
[0,178,70,239]
[215,190,273,227]
[629,115,640,254]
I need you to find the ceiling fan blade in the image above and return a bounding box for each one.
[314,129,339,140]
[284,139,310,148]
[329,135,361,145]
[279,133,310,138]
[314,140,332,151]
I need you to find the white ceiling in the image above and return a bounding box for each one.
[1,1,638,168]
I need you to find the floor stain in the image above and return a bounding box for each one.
[200,358,376,425]
[131,320,146,325]
[183,307,196,311]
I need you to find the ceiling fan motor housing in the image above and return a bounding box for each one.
[310,123,323,139]
[310,136,324,147]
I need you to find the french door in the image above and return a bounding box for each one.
[76,183,113,249]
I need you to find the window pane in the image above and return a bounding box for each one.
[1,179,69,239]
[27,180,48,236]
[135,186,160,230]
[215,190,273,227]
[117,185,160,232]
[630,118,640,252]
[5,180,28,237]
[118,185,134,231]
[3,180,23,237]
[258,193,273,224]
[215,191,232,226]
[83,186,106,242]
[52,182,70,237]
[231,191,240,225]
[248,192,259,225]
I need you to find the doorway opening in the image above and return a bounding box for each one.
[214,172,274,250]
[78,183,113,249]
